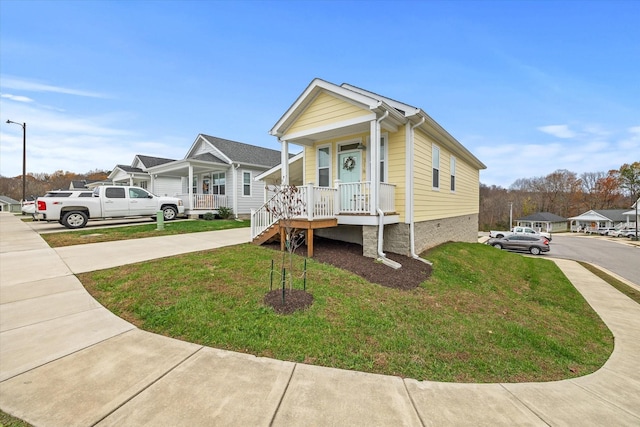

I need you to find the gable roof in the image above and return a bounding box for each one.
[270,78,486,170]
[0,195,20,204]
[593,209,629,222]
[196,134,283,168]
[569,209,629,222]
[114,164,144,173]
[517,212,567,222]
[136,155,175,168]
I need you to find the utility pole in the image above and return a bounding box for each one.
[6,120,27,203]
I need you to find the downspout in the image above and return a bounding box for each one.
[408,116,432,265]
[373,111,400,269]
[233,163,240,219]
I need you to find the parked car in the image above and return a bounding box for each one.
[489,226,552,241]
[594,227,617,236]
[35,185,184,229]
[611,228,637,238]
[486,235,550,255]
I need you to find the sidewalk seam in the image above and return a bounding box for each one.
[268,362,297,427]
[402,379,426,427]
[499,383,551,426]
[89,344,206,426]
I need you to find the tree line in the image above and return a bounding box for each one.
[480,162,640,230]
[0,169,110,202]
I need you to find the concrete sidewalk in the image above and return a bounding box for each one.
[1,212,639,426]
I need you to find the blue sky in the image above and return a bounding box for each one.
[1,0,638,187]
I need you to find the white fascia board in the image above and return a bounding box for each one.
[199,135,233,164]
[271,78,380,137]
[342,83,421,116]
[413,111,487,170]
[254,152,304,182]
[281,113,376,143]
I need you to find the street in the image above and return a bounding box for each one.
[546,234,640,287]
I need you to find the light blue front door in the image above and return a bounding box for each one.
[338,151,365,212]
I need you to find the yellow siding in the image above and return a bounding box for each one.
[413,129,480,222]
[386,128,406,222]
[287,92,370,135]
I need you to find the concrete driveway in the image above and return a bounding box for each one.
[546,234,640,288]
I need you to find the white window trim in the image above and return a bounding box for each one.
[432,144,440,191]
[450,155,456,193]
[242,171,252,197]
[365,133,388,183]
[317,144,332,187]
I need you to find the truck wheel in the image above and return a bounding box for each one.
[493,243,502,250]
[162,206,177,221]
[62,211,88,229]
[530,247,541,255]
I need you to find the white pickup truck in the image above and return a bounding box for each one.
[489,226,552,241]
[36,185,185,229]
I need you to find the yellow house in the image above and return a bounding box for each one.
[252,78,486,264]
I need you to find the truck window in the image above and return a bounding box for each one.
[129,188,150,199]
[105,187,126,198]
[79,192,93,197]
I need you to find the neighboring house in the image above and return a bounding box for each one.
[516,212,568,233]
[109,155,177,192]
[146,134,284,217]
[568,209,629,232]
[69,179,103,190]
[252,78,486,261]
[0,196,21,213]
[622,198,639,228]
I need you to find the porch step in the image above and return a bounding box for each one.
[252,224,280,246]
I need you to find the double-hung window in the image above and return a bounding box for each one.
[318,146,331,187]
[211,172,225,195]
[243,172,251,196]
[450,156,456,192]
[432,145,440,190]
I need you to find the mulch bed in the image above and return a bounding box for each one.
[263,238,432,314]
[264,289,314,315]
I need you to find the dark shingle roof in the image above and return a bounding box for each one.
[593,209,629,222]
[0,195,20,204]
[190,152,227,164]
[136,155,176,168]
[517,212,567,222]
[200,135,282,168]
[115,164,144,173]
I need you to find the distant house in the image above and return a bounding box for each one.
[109,155,177,191]
[0,196,21,213]
[516,212,568,233]
[145,134,284,218]
[252,78,486,260]
[568,209,629,232]
[622,198,639,228]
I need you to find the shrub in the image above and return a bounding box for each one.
[217,206,233,219]
[202,212,216,221]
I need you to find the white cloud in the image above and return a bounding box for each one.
[0,75,108,98]
[538,124,577,139]
[1,93,34,103]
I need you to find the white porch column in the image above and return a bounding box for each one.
[188,165,194,210]
[369,119,379,215]
[281,139,289,185]
[150,174,156,194]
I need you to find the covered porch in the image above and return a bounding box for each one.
[251,182,397,242]
[146,158,231,215]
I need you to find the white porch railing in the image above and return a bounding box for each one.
[177,194,228,210]
[251,182,396,239]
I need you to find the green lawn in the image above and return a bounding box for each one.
[79,242,613,383]
[41,219,249,247]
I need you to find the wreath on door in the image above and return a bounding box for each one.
[343,156,356,171]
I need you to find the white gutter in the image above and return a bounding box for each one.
[372,111,400,269]
[408,116,432,266]
[233,163,240,219]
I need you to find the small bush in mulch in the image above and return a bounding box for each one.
[265,237,432,290]
[264,289,314,314]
